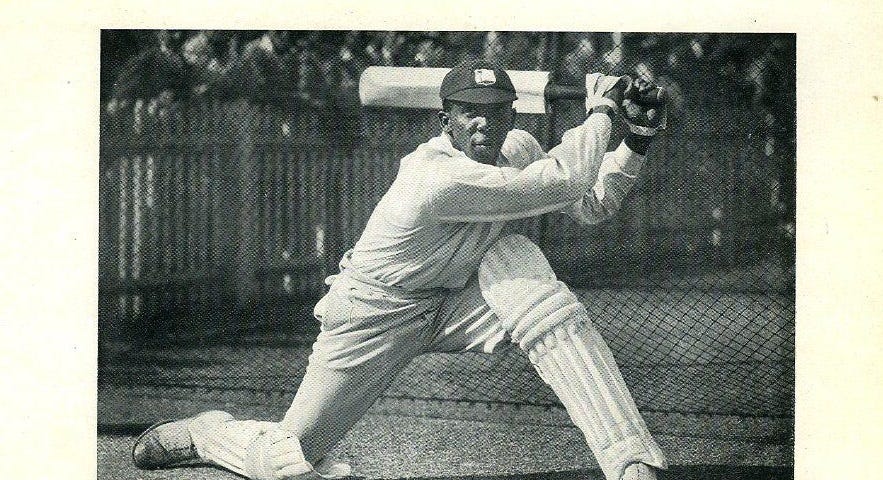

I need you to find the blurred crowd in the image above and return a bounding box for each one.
[101,30,795,253]
[102,30,794,115]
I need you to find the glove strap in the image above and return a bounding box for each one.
[627,123,661,136]
[586,96,619,112]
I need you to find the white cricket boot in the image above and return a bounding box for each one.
[131,410,229,469]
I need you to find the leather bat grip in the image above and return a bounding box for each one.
[544,82,666,106]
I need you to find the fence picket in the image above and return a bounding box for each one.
[99,90,791,329]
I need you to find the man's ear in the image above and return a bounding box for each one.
[437,110,451,133]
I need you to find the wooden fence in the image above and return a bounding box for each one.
[98,96,787,346]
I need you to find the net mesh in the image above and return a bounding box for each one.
[98,32,795,436]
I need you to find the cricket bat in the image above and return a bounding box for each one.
[359,66,666,114]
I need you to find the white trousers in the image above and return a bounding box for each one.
[278,269,510,463]
[192,237,666,480]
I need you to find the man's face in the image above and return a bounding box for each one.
[439,101,516,165]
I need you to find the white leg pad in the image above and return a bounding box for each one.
[479,235,667,480]
[188,411,322,479]
[532,321,667,480]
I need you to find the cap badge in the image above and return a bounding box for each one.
[474,68,497,86]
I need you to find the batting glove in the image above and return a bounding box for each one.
[585,73,628,114]
[621,77,668,137]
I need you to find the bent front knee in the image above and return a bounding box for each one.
[479,234,556,289]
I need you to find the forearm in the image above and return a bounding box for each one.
[563,141,646,225]
[564,75,663,224]
[433,113,613,222]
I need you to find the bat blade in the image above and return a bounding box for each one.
[359,66,550,114]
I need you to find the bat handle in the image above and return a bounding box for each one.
[544,80,666,106]
[544,84,587,102]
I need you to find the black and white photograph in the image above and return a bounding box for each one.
[92,29,796,480]
[7,3,883,480]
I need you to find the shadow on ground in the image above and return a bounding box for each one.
[107,464,792,480]
[406,465,792,479]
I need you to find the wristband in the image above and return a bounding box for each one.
[590,105,617,123]
[624,132,653,155]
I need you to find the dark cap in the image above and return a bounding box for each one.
[439,58,517,104]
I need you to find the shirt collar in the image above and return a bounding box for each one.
[424,132,508,166]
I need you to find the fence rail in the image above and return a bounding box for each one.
[98,94,792,344]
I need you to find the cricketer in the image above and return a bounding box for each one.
[132,57,670,480]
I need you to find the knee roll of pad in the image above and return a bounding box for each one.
[479,234,582,350]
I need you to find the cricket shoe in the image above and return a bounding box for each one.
[621,462,658,480]
[131,410,228,469]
